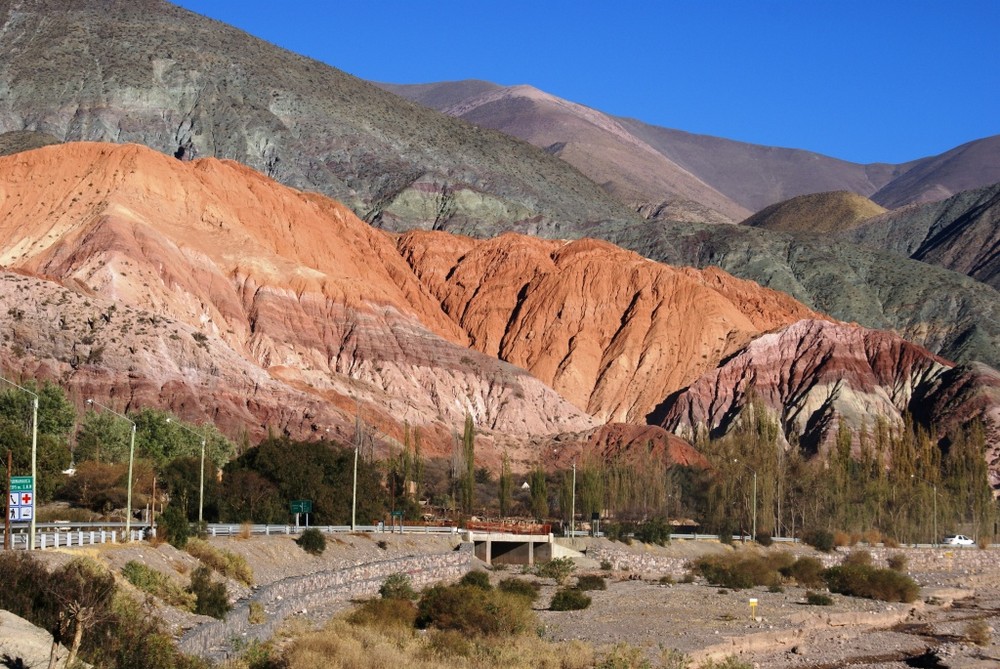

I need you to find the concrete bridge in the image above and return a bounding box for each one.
[465,529,582,565]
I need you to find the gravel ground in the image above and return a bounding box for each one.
[19,535,1000,668]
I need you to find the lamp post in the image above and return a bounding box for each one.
[167,418,207,524]
[912,474,938,547]
[0,376,38,550]
[87,399,136,541]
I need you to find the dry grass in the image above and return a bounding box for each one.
[238,522,253,540]
[186,537,254,586]
[280,619,594,669]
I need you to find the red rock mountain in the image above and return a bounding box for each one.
[0,142,598,461]
[397,231,820,423]
[659,319,1000,478]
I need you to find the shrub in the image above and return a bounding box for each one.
[833,530,852,547]
[459,570,492,590]
[887,553,908,572]
[379,573,417,600]
[576,574,607,591]
[189,565,231,619]
[427,629,474,657]
[691,553,780,590]
[535,557,576,584]
[596,642,650,668]
[159,503,190,549]
[550,587,591,611]
[842,549,873,567]
[805,591,833,606]
[185,538,254,586]
[768,584,784,593]
[347,597,417,630]
[417,584,535,636]
[497,577,540,602]
[605,522,634,544]
[755,532,773,547]
[633,517,671,546]
[600,559,613,571]
[823,564,919,603]
[803,529,835,552]
[659,575,675,585]
[883,536,900,548]
[964,619,991,646]
[295,528,326,555]
[238,521,253,540]
[121,561,195,610]
[783,556,825,588]
[248,601,267,625]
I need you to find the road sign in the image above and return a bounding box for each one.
[10,476,33,492]
[290,499,312,514]
[8,476,34,523]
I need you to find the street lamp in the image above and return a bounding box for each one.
[166,418,207,524]
[570,461,576,543]
[86,399,136,541]
[0,376,38,550]
[912,474,938,547]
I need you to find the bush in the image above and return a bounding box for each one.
[535,557,576,584]
[768,584,784,593]
[417,584,535,636]
[295,528,326,555]
[805,591,833,606]
[600,559,613,571]
[887,553,908,572]
[459,570,492,590]
[691,553,781,590]
[633,517,671,546]
[842,549,873,567]
[659,575,675,585]
[347,597,417,630]
[248,601,267,625]
[121,561,195,610]
[576,574,607,591]
[783,556,825,588]
[755,532,773,547]
[379,573,417,600]
[498,577,540,602]
[700,656,754,669]
[550,587,591,611]
[159,503,190,549]
[964,619,991,646]
[185,538,253,586]
[803,529,835,552]
[605,522,634,544]
[823,564,919,603]
[189,565,231,619]
[833,530,852,547]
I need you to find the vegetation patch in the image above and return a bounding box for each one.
[534,557,576,584]
[190,565,231,619]
[497,577,540,602]
[417,583,535,636]
[379,572,417,601]
[458,570,492,590]
[822,564,920,602]
[575,574,607,591]
[347,597,417,630]
[550,587,592,611]
[186,537,254,585]
[295,528,327,556]
[121,560,195,610]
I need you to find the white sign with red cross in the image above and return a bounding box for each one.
[8,476,33,523]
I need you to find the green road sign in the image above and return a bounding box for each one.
[10,476,33,493]
[290,499,312,514]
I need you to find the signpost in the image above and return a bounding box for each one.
[9,476,34,524]
[290,499,312,527]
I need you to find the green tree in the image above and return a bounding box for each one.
[529,466,548,520]
[498,454,512,517]
[461,414,475,514]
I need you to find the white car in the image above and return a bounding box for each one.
[942,534,975,546]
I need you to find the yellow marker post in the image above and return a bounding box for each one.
[749,598,758,619]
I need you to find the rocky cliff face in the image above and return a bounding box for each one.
[0,0,638,237]
[843,183,1000,289]
[658,319,1000,459]
[0,142,596,451]
[398,231,819,423]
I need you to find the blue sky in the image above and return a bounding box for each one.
[174,1,999,165]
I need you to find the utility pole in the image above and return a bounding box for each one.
[352,397,360,531]
[87,399,137,541]
[571,461,576,544]
[4,450,10,550]
[0,377,38,550]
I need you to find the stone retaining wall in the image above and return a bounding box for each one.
[586,543,997,580]
[179,549,471,660]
